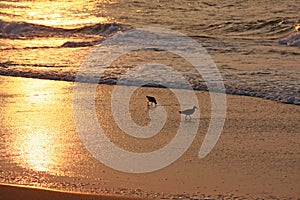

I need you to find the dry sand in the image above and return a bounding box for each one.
[0,76,299,199]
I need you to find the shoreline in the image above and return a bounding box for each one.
[0,74,299,106]
[0,75,299,199]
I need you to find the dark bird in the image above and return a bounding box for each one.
[146,96,157,107]
[179,106,197,120]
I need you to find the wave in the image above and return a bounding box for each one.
[1,18,292,41]
[278,25,300,47]
[204,18,293,40]
[202,18,300,46]
[0,20,123,38]
[60,40,103,48]
[225,18,286,32]
[0,20,299,105]
[0,65,299,105]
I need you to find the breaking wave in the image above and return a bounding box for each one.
[0,20,123,38]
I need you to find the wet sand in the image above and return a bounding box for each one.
[0,76,299,199]
[0,183,140,200]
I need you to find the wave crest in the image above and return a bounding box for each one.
[0,20,122,38]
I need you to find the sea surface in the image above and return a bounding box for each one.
[0,0,300,104]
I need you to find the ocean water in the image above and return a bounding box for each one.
[0,0,300,104]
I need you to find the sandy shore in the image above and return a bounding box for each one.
[0,76,299,199]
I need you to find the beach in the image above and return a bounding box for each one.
[0,183,140,200]
[0,75,299,199]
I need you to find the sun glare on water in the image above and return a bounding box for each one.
[19,131,55,172]
[1,0,113,28]
[2,78,75,176]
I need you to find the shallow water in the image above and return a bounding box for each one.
[0,0,300,104]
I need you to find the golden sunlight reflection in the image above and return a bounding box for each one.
[18,130,55,172]
[6,38,75,49]
[27,81,53,104]
[1,1,113,28]
[2,77,77,176]
[29,91,51,104]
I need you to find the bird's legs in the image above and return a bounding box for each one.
[184,115,192,120]
[147,101,156,107]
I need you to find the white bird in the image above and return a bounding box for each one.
[179,106,198,120]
